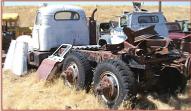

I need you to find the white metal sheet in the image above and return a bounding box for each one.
[3,40,16,70]
[11,41,28,76]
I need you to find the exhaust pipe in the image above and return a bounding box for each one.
[90,8,97,21]
[89,8,97,45]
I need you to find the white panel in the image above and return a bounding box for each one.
[16,35,33,51]
[11,42,28,76]
[3,40,16,70]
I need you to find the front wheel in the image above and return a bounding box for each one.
[93,59,137,109]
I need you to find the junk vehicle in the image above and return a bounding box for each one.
[2,13,19,53]
[4,5,191,109]
[2,13,32,52]
[2,13,32,67]
[98,3,191,54]
[166,21,191,53]
[98,3,168,38]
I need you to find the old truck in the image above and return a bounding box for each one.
[2,13,32,53]
[166,21,191,53]
[99,8,168,38]
[2,13,19,53]
[4,5,191,109]
[99,7,191,54]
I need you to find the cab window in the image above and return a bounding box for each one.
[120,16,127,27]
[138,16,159,23]
[54,11,80,20]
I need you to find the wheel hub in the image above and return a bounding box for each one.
[96,73,119,102]
[63,62,79,85]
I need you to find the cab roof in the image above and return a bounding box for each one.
[124,11,163,16]
[38,5,85,15]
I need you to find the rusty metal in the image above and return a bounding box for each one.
[123,27,135,44]
[64,67,75,83]
[182,42,191,53]
[123,25,158,45]
[35,19,189,102]
[37,44,72,80]
[181,35,191,53]
[189,56,191,78]
[185,55,191,79]
[75,36,179,65]
[188,80,191,101]
[167,21,191,54]
[96,72,119,101]
[104,43,124,52]
[76,49,121,63]
[36,58,59,80]
[62,62,79,85]
[168,33,191,53]
[123,41,136,49]
[166,22,182,33]
[144,39,168,47]
[96,76,112,95]
[169,32,186,39]
[134,25,157,37]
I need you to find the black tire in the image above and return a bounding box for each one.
[93,59,137,109]
[62,51,92,90]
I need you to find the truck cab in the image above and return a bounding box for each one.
[32,5,90,51]
[27,5,97,67]
[98,11,169,46]
[120,11,168,37]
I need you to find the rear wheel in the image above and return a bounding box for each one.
[93,59,137,109]
[61,51,92,90]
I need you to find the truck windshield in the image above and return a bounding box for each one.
[138,15,159,23]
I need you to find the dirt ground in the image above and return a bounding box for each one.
[2,70,191,110]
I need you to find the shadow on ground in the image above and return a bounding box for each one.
[134,81,191,110]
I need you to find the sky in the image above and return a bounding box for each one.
[3,1,190,6]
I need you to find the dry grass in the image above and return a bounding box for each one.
[2,70,105,110]
[3,5,190,27]
[3,70,191,110]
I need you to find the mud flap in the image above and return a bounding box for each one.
[36,59,60,80]
[37,44,72,80]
